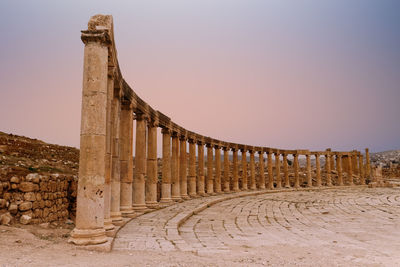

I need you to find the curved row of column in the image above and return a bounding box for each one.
[69,15,372,246]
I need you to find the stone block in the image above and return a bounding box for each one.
[24,192,36,201]
[0,199,6,208]
[10,176,20,183]
[8,203,18,214]
[19,182,38,192]
[26,173,40,183]
[19,201,32,211]
[0,212,12,225]
[20,214,32,225]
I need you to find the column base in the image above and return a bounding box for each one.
[198,192,208,197]
[110,212,123,226]
[132,203,147,211]
[181,194,190,200]
[69,228,107,246]
[103,218,115,231]
[188,193,197,198]
[160,197,173,204]
[120,206,135,217]
[146,201,160,209]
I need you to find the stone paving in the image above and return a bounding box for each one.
[113,187,400,265]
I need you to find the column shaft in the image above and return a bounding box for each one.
[171,134,181,200]
[206,145,214,194]
[214,146,222,193]
[160,129,172,203]
[232,149,240,191]
[267,153,274,189]
[315,154,321,187]
[258,152,266,189]
[337,155,343,186]
[223,148,230,192]
[359,154,365,185]
[275,153,282,189]
[365,148,371,179]
[132,116,147,210]
[197,143,206,196]
[241,150,248,190]
[326,152,332,186]
[283,153,290,188]
[179,137,189,199]
[306,154,312,187]
[348,155,354,185]
[188,140,197,197]
[249,151,256,190]
[145,123,158,207]
[293,154,300,188]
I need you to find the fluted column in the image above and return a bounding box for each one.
[305,152,312,187]
[232,147,240,192]
[179,136,189,199]
[275,152,282,189]
[241,148,248,190]
[119,102,134,217]
[282,153,290,188]
[171,133,181,201]
[348,154,354,185]
[206,144,214,194]
[325,151,332,186]
[145,121,158,208]
[132,114,147,211]
[336,154,343,186]
[160,128,172,203]
[267,151,274,189]
[110,88,123,223]
[214,145,222,193]
[188,139,197,197]
[315,153,321,187]
[359,153,365,185]
[249,149,256,190]
[258,151,266,189]
[197,141,206,196]
[365,148,371,179]
[70,30,110,245]
[223,147,230,192]
[293,153,300,188]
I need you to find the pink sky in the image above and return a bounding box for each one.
[0,1,399,153]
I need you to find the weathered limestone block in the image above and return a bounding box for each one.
[0,212,12,225]
[24,192,36,202]
[0,199,6,208]
[19,182,38,192]
[20,214,32,225]
[19,201,32,211]
[10,177,20,183]
[8,203,18,215]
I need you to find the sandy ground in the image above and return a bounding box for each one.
[1,187,400,267]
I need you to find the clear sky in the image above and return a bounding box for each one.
[0,0,399,153]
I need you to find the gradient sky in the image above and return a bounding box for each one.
[0,0,399,153]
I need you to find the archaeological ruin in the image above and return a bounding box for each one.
[69,14,376,246]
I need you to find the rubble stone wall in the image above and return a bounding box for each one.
[0,173,77,225]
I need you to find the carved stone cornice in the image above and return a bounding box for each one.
[81,30,111,46]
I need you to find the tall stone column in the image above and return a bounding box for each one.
[336,154,343,186]
[275,152,282,189]
[241,148,248,190]
[206,144,214,194]
[293,153,300,188]
[365,148,371,179]
[110,87,123,224]
[145,121,158,208]
[232,147,240,192]
[348,154,354,185]
[103,67,115,232]
[119,102,134,217]
[179,136,189,199]
[306,152,312,187]
[171,133,181,200]
[352,151,359,175]
[325,148,331,172]
[249,149,256,190]
[359,153,365,185]
[214,145,222,193]
[160,128,172,203]
[282,153,290,188]
[132,114,147,211]
[267,151,274,190]
[223,147,231,193]
[315,153,321,187]
[325,151,332,186]
[188,139,197,197]
[70,29,110,245]
[258,151,266,189]
[197,141,206,196]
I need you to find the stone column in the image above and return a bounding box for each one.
[232,147,240,192]
[160,128,172,203]
[171,133,181,201]
[110,87,123,224]
[267,151,274,190]
[325,151,332,186]
[145,121,158,208]
[70,29,109,245]
[359,153,365,185]
[315,153,321,187]
[348,154,354,185]
[197,141,206,196]
[282,153,290,188]
[179,136,189,199]
[214,145,222,193]
[241,148,248,190]
[103,67,115,232]
[188,139,197,197]
[119,102,134,217]
[275,152,282,189]
[365,148,371,179]
[306,152,312,187]
[336,154,343,186]
[206,144,214,194]
[293,153,300,188]
[223,147,231,192]
[258,151,266,189]
[132,114,147,211]
[325,148,331,172]
[249,149,256,190]
[352,151,359,175]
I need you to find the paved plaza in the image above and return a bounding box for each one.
[114,187,400,266]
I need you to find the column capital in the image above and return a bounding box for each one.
[81,30,111,46]
[188,138,196,144]
[179,134,187,141]
[161,127,171,135]
[134,112,148,121]
[206,143,213,148]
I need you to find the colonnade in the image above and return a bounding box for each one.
[69,15,372,246]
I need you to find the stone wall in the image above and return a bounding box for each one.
[0,173,77,225]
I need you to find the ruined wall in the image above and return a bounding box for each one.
[0,173,77,225]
